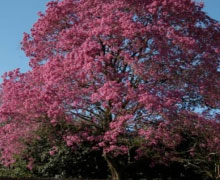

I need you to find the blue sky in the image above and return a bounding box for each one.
[0,0,50,79]
[0,0,219,81]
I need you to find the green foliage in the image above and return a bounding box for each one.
[1,101,219,180]
[20,124,109,179]
[28,143,107,179]
[0,155,33,178]
[0,121,218,179]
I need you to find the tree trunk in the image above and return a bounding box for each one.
[103,154,122,180]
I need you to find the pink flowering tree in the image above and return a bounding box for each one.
[0,0,220,179]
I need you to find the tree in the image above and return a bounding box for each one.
[22,123,109,179]
[0,0,220,179]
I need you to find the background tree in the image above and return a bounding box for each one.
[0,0,219,179]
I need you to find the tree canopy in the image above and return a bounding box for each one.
[0,0,219,179]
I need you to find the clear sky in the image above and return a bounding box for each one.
[0,0,50,79]
[0,0,219,81]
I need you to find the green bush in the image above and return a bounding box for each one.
[0,155,33,178]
